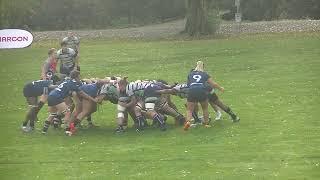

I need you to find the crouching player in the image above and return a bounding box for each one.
[153,80,185,126]
[94,81,134,132]
[22,79,58,132]
[72,78,117,128]
[41,70,97,136]
[117,78,168,131]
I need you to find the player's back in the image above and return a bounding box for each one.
[125,81,152,97]
[50,79,80,98]
[187,71,209,87]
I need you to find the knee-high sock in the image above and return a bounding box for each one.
[192,111,200,123]
[153,114,164,125]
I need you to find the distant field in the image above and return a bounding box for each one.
[0,32,319,179]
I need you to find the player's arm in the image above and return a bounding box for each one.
[78,90,98,103]
[155,88,176,95]
[41,62,48,80]
[207,78,224,93]
[76,37,80,52]
[56,54,61,74]
[74,53,79,70]
[95,94,106,104]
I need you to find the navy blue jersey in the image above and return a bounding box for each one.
[49,79,81,99]
[31,79,52,89]
[187,71,210,87]
[23,80,53,97]
[79,83,99,97]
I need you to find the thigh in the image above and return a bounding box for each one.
[26,97,38,106]
[82,99,95,114]
[187,102,196,112]
[39,95,48,103]
[55,102,69,113]
[208,93,219,102]
[64,97,74,107]
[199,99,209,110]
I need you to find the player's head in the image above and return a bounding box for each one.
[194,61,204,72]
[118,77,128,92]
[70,70,81,81]
[48,48,56,55]
[48,48,57,59]
[67,31,75,37]
[61,40,68,47]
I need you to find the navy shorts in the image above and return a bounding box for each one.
[187,86,208,102]
[47,95,64,106]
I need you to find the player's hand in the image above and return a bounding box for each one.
[219,87,225,93]
[94,98,102,104]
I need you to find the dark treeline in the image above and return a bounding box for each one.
[0,0,319,31]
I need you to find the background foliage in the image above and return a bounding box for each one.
[1,0,319,31]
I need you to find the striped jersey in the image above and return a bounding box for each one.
[99,84,119,104]
[125,82,152,97]
[173,83,189,98]
[62,36,80,52]
[56,48,76,68]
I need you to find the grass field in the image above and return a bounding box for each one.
[0,32,319,180]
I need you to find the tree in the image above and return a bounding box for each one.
[184,0,219,36]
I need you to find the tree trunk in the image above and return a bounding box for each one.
[184,0,212,36]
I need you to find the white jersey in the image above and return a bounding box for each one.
[173,84,188,91]
[56,48,76,68]
[62,36,80,52]
[126,82,152,97]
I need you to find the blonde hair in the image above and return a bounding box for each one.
[194,61,204,72]
[48,48,56,55]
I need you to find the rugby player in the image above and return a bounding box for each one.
[72,78,117,128]
[184,61,225,130]
[41,70,97,136]
[22,79,58,132]
[117,78,167,131]
[41,48,58,80]
[153,80,185,126]
[62,31,80,54]
[56,41,79,76]
[95,78,137,132]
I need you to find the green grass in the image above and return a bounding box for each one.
[0,32,320,179]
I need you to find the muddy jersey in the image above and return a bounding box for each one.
[99,84,119,104]
[125,82,152,97]
[62,36,80,52]
[56,48,76,69]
